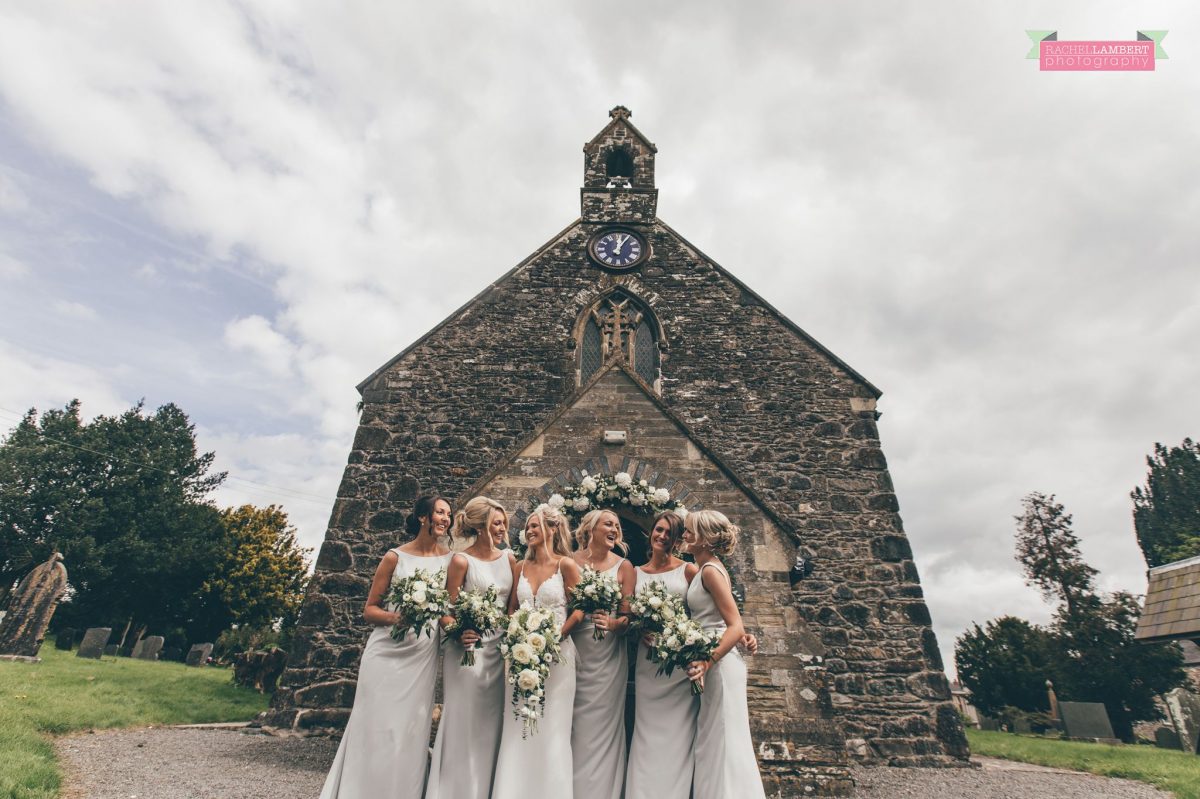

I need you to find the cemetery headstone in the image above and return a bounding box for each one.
[186,643,214,667]
[1165,687,1200,754]
[1012,716,1032,734]
[1059,701,1118,742]
[978,715,999,732]
[77,627,112,660]
[0,553,68,661]
[55,628,75,651]
[1154,725,1181,750]
[132,635,164,661]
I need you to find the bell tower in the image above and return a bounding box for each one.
[581,106,658,223]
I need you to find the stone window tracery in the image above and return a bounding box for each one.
[577,291,661,389]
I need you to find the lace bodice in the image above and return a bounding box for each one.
[517,563,568,626]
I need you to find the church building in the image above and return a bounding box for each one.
[264,107,969,794]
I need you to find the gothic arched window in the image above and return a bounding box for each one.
[577,292,661,390]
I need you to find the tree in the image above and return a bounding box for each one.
[1014,492,1096,620]
[0,400,227,641]
[954,616,1056,716]
[1132,438,1200,567]
[195,504,311,641]
[1011,491,1186,741]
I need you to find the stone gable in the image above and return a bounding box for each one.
[264,108,968,781]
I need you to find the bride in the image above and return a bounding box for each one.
[491,503,583,799]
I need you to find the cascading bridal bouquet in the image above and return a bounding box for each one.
[443,585,506,666]
[568,566,625,640]
[627,580,686,660]
[499,603,564,737]
[650,615,720,695]
[386,567,450,642]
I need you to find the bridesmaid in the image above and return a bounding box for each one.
[570,509,635,799]
[319,495,453,799]
[625,511,699,799]
[425,496,515,799]
[683,509,767,799]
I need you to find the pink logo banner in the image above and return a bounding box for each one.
[1040,40,1155,71]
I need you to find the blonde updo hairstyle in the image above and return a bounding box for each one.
[450,496,508,544]
[687,509,740,557]
[525,503,573,558]
[574,508,627,555]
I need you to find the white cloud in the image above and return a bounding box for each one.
[0,250,30,280]
[224,314,297,378]
[0,341,128,423]
[0,171,30,213]
[51,299,99,320]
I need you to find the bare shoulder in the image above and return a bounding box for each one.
[617,558,636,577]
[700,560,730,590]
[559,557,582,578]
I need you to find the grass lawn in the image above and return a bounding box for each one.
[0,640,267,799]
[967,728,1200,799]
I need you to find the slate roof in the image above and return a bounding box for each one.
[1136,554,1200,643]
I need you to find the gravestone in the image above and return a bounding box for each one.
[0,553,68,661]
[1165,687,1200,754]
[77,627,112,660]
[1059,701,1118,742]
[978,715,999,732]
[132,635,164,661]
[55,628,75,651]
[186,643,213,667]
[1154,725,1181,750]
[1012,716,1032,734]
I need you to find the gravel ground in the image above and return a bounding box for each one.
[56,727,1173,799]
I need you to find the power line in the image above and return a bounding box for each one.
[0,406,333,506]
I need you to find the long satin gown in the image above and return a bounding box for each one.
[425,552,514,799]
[570,559,628,799]
[625,563,699,799]
[491,562,578,799]
[320,549,452,799]
[686,561,766,799]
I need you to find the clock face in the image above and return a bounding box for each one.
[590,230,645,269]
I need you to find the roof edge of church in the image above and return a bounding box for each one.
[355,217,584,394]
[653,218,884,399]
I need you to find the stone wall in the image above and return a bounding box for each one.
[265,109,968,769]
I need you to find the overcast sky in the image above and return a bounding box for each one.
[1,1,1196,676]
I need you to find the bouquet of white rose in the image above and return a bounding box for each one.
[499,602,563,737]
[567,566,624,640]
[627,579,686,660]
[443,585,506,666]
[386,567,450,642]
[650,615,719,695]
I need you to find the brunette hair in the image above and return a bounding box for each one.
[574,508,626,554]
[651,510,686,552]
[406,494,448,536]
[686,509,740,557]
[451,496,508,543]
[525,504,573,558]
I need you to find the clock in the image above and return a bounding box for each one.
[588,228,647,269]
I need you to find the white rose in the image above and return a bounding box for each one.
[648,596,663,609]
[685,630,700,645]
[665,636,680,649]
[639,479,648,487]
[412,590,427,605]
[518,529,527,545]
[548,493,565,509]
[527,610,545,628]
[630,494,645,506]
[581,476,598,493]
[512,642,535,664]
[508,618,522,636]
[572,496,590,512]
[614,472,632,488]
[662,606,676,620]
[411,581,426,593]
[528,632,546,652]
[517,669,541,692]
[653,488,671,504]
[584,584,596,596]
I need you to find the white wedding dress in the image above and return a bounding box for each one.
[687,561,766,799]
[320,549,452,799]
[491,562,577,799]
[625,563,698,799]
[425,552,514,799]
